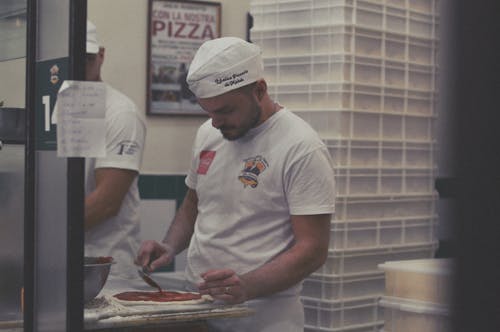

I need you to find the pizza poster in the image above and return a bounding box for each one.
[148,0,221,115]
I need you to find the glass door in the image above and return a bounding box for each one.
[0,0,27,328]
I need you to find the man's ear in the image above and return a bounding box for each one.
[254,79,267,101]
[98,47,106,62]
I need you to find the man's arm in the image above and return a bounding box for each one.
[85,167,137,230]
[136,188,198,271]
[162,188,198,255]
[198,213,331,304]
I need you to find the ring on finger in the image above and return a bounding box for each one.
[225,286,231,294]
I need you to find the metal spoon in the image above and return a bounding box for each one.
[138,268,163,293]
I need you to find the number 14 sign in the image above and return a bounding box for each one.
[35,57,68,151]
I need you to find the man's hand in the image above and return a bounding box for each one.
[135,240,174,272]
[198,269,249,304]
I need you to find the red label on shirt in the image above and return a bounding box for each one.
[197,150,216,175]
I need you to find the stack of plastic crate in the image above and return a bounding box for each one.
[249,0,440,331]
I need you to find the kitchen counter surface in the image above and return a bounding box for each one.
[0,272,253,331]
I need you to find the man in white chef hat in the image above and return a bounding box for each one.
[137,37,335,331]
[84,21,147,279]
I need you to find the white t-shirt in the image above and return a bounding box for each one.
[85,84,146,279]
[184,108,336,331]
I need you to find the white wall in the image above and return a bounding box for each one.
[88,0,251,174]
[0,58,25,108]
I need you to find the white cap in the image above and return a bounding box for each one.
[86,21,100,54]
[187,37,264,98]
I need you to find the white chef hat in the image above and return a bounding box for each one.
[86,20,100,54]
[187,37,264,98]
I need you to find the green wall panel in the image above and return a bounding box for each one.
[138,174,187,272]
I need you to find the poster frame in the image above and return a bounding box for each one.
[146,0,221,115]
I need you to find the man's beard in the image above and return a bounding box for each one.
[221,102,262,141]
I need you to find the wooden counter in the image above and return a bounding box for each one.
[0,306,252,332]
[86,305,251,331]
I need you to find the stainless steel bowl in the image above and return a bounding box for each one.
[84,256,114,303]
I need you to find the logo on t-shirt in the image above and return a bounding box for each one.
[197,150,216,175]
[238,155,269,188]
[116,140,140,156]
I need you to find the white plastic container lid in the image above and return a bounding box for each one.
[378,258,454,275]
[379,296,450,316]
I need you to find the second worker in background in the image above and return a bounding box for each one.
[84,21,147,279]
